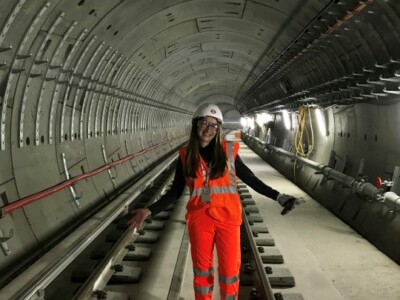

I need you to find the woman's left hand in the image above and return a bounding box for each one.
[277,193,304,215]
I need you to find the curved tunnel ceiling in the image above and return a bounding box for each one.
[109,0,328,112]
[0,0,399,133]
[7,0,329,118]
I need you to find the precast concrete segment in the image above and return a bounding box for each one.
[0,137,182,216]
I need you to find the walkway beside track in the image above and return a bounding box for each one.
[222,134,400,300]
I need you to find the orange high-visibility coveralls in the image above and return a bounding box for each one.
[179,141,242,300]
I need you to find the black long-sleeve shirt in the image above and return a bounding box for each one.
[148,144,279,216]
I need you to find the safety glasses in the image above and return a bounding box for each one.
[197,120,219,132]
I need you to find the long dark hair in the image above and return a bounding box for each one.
[183,117,227,179]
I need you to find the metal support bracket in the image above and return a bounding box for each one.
[11,67,26,74]
[101,145,117,186]
[16,53,32,59]
[0,228,13,256]
[61,153,82,208]
[356,158,365,178]
[0,44,13,52]
[282,139,290,152]
[29,72,43,78]
[318,150,336,184]
[28,288,45,300]
[383,192,400,214]
[124,140,137,170]
[35,59,48,65]
[49,64,62,69]
[391,166,400,195]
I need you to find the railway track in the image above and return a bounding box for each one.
[42,168,176,300]
[1,155,304,300]
[237,181,304,300]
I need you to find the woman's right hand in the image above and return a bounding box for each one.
[127,208,152,232]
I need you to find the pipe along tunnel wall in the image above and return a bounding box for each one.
[242,129,400,265]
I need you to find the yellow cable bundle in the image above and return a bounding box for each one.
[294,106,314,158]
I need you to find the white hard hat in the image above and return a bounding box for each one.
[193,104,223,123]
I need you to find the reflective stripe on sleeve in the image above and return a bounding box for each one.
[227,142,237,190]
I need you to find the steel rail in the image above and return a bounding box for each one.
[0,153,178,300]
[241,207,276,300]
[73,171,175,299]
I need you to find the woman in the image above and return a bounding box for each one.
[128,104,298,300]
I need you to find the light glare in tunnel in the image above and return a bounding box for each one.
[241,117,255,129]
[283,110,291,130]
[315,108,327,136]
[247,117,255,129]
[240,117,248,127]
[256,113,272,127]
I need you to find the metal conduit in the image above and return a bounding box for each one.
[266,144,378,198]
[268,144,360,188]
[236,0,336,110]
[247,135,400,209]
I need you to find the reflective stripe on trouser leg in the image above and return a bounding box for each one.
[187,208,217,300]
[215,221,241,299]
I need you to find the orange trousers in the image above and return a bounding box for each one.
[186,207,241,300]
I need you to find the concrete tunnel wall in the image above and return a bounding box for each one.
[1,0,400,288]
